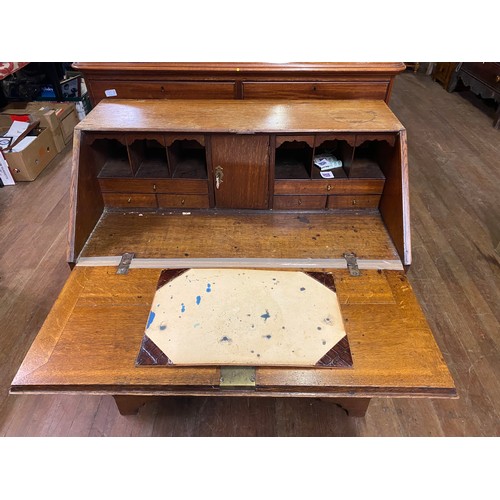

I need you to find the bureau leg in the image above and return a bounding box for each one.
[328,397,371,417]
[113,395,154,416]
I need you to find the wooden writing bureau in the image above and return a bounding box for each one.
[11,99,456,418]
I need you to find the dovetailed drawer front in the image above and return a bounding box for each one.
[91,81,237,100]
[102,193,158,208]
[242,81,389,99]
[99,178,209,194]
[274,179,385,195]
[327,194,381,209]
[273,195,327,209]
[157,194,210,209]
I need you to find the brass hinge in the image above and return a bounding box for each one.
[116,252,135,275]
[343,252,361,277]
[220,367,256,389]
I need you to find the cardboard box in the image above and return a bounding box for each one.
[1,101,79,152]
[3,127,57,181]
[60,107,79,143]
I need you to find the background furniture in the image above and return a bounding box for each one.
[432,62,458,89]
[72,62,405,106]
[448,62,500,128]
[404,62,420,73]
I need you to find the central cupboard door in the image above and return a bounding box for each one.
[211,135,270,209]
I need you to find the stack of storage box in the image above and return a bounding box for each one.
[0,101,79,182]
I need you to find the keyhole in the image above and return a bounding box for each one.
[215,166,224,189]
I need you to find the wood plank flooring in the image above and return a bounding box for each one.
[0,72,498,436]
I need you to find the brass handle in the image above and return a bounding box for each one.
[352,199,357,205]
[215,165,224,189]
[298,198,302,206]
[496,75,500,83]
[181,199,185,205]
[153,184,157,191]
[327,184,332,191]
[127,197,131,203]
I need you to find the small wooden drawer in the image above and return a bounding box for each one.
[274,179,384,195]
[91,80,237,100]
[273,195,326,209]
[242,81,389,99]
[327,194,381,209]
[333,179,385,195]
[157,194,210,209]
[102,193,157,208]
[99,178,209,194]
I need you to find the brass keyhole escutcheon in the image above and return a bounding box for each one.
[215,165,224,189]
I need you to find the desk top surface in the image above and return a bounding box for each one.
[11,265,455,398]
[76,99,405,134]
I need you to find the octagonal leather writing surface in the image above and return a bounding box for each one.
[136,268,351,367]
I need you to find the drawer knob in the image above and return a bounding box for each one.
[153,184,157,191]
[127,197,131,203]
[181,199,185,205]
[496,75,500,83]
[298,199,302,205]
[327,184,332,191]
[352,199,357,205]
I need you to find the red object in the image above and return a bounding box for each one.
[9,114,30,122]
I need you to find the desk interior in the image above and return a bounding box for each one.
[80,209,401,262]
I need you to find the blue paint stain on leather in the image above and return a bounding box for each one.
[196,295,201,305]
[206,283,212,293]
[181,303,186,313]
[260,310,270,321]
[146,311,155,329]
[160,323,167,331]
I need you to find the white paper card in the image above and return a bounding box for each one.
[320,171,334,179]
[5,120,29,141]
[0,152,15,185]
[105,89,118,97]
[11,136,36,152]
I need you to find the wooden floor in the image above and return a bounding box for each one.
[0,72,499,436]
